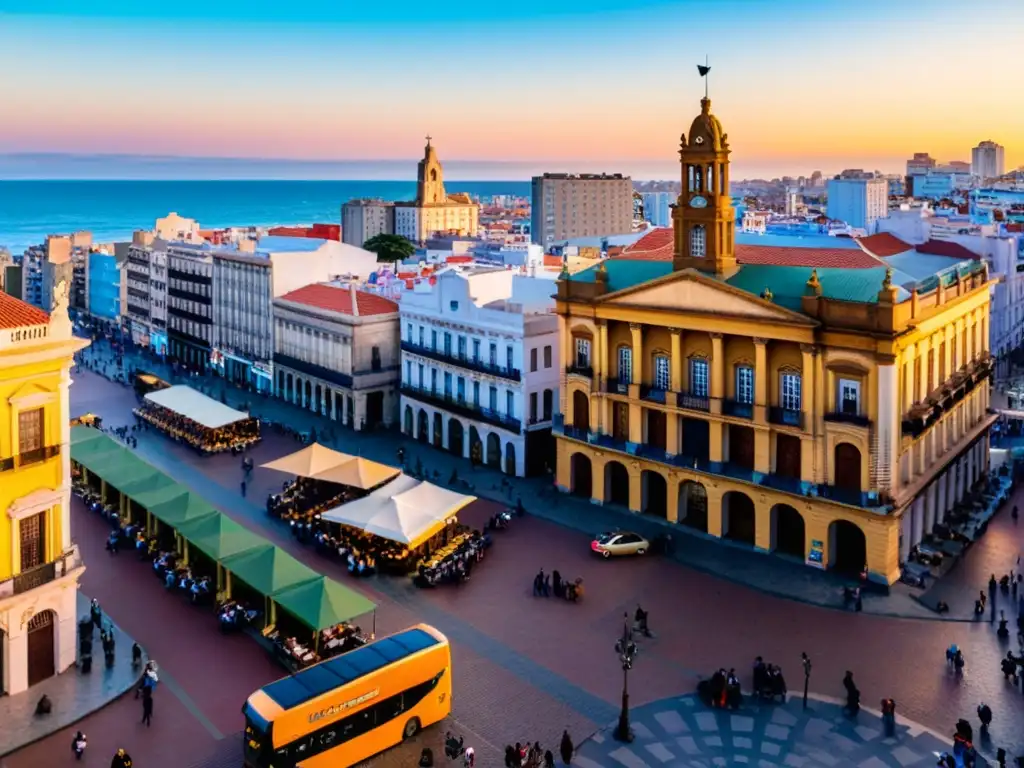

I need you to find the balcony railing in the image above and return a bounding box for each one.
[0,444,61,473]
[678,393,710,412]
[604,377,630,395]
[639,385,668,404]
[768,406,804,429]
[401,341,521,382]
[824,411,872,427]
[401,384,521,434]
[565,364,593,379]
[722,399,753,419]
[0,546,82,598]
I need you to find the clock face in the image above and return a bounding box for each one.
[690,196,708,209]
[694,136,704,145]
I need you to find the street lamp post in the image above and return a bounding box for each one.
[614,613,639,743]
[801,652,811,710]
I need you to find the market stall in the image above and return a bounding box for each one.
[135,384,259,454]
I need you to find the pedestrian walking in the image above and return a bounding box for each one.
[141,687,153,726]
[71,731,87,761]
[560,730,574,765]
[110,747,133,768]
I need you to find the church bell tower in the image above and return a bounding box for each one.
[416,136,447,205]
[671,97,737,277]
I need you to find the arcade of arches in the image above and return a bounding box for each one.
[557,441,903,583]
[401,400,525,477]
[275,367,391,432]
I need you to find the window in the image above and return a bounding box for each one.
[653,355,670,390]
[489,386,498,411]
[781,373,802,411]
[430,369,438,393]
[18,408,44,455]
[458,336,467,359]
[506,390,515,417]
[431,330,438,350]
[543,389,553,419]
[443,372,452,396]
[457,377,465,401]
[406,322,412,342]
[473,381,480,405]
[689,358,709,397]
[735,365,754,404]
[405,361,412,383]
[20,511,46,571]
[489,342,497,366]
[506,347,514,371]
[617,346,633,382]
[530,392,538,420]
[419,326,425,346]
[443,333,452,356]
[371,346,381,371]
[544,345,552,368]
[473,339,481,362]
[530,348,538,372]
[450,300,459,312]
[839,379,860,415]
[689,225,706,258]
[575,338,591,368]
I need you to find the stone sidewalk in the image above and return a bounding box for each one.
[74,341,981,622]
[0,593,146,757]
[575,693,980,768]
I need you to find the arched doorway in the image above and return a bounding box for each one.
[504,442,517,476]
[486,433,502,467]
[403,405,413,436]
[304,379,312,407]
[572,390,590,433]
[678,481,708,532]
[829,520,867,576]
[417,409,429,443]
[27,610,56,687]
[771,504,805,558]
[834,443,862,491]
[604,461,630,507]
[447,419,464,456]
[286,373,294,402]
[641,470,667,517]
[570,453,593,497]
[723,492,756,546]
[432,413,443,448]
[469,426,483,466]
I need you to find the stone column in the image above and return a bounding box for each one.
[665,479,680,524]
[937,472,948,523]
[629,323,643,386]
[876,363,900,494]
[669,328,682,393]
[59,362,73,550]
[710,333,725,407]
[597,321,608,382]
[900,511,912,563]
[800,344,815,432]
[753,338,768,422]
[924,482,937,534]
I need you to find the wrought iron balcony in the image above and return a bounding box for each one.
[401,384,521,434]
[639,385,667,404]
[604,377,630,395]
[401,341,521,382]
[824,410,871,427]
[678,393,710,412]
[565,364,593,379]
[0,546,82,598]
[722,398,753,419]
[0,445,61,473]
[768,406,804,429]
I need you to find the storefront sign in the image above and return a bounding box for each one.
[806,539,824,568]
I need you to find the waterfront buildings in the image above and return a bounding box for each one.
[393,140,480,244]
[21,234,89,312]
[273,283,400,430]
[531,173,635,249]
[0,285,88,695]
[553,94,995,585]
[826,176,888,232]
[972,141,1005,180]
[399,270,559,477]
[341,200,395,247]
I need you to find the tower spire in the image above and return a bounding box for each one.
[697,56,711,100]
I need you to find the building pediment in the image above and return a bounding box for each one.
[599,269,816,325]
[7,380,56,406]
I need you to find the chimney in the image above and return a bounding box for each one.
[349,283,360,317]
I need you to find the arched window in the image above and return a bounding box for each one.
[617,346,633,382]
[690,225,706,258]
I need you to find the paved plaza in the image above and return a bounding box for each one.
[5,347,1022,768]
[576,694,982,768]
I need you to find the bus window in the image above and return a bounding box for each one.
[377,693,405,722]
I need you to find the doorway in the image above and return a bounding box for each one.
[27,610,56,687]
[365,391,385,429]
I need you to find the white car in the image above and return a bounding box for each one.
[591,531,649,558]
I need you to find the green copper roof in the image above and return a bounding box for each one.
[571,260,672,292]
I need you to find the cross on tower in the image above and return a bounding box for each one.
[425,134,432,145]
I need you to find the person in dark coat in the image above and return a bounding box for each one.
[141,687,153,726]
[111,748,133,768]
[560,730,573,765]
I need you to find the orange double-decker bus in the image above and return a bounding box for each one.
[242,625,451,768]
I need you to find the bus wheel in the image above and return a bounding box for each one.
[402,717,421,740]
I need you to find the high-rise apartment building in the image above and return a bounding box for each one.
[826,177,888,232]
[641,192,672,227]
[341,200,396,247]
[530,173,634,249]
[972,141,1005,180]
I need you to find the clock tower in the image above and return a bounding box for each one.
[671,96,737,277]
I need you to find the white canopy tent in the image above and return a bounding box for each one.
[320,474,475,548]
[144,385,250,430]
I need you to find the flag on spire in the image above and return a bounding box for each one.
[697,64,710,76]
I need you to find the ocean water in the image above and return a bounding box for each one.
[0,180,531,254]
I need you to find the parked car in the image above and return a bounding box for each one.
[591,531,649,558]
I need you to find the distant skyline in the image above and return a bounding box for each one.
[2,0,1021,179]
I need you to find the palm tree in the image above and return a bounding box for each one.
[362,233,415,265]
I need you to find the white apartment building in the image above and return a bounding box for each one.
[826,177,888,233]
[273,283,400,430]
[399,269,559,477]
[341,200,395,247]
[972,141,1005,180]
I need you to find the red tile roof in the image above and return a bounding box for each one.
[916,238,979,261]
[0,293,49,330]
[617,228,882,268]
[543,254,563,268]
[856,232,914,258]
[278,284,398,317]
[446,256,474,264]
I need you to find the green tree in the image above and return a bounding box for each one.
[362,233,415,264]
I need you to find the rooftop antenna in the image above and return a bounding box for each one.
[697,56,711,100]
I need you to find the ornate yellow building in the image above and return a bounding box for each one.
[0,283,88,695]
[554,96,995,585]
[395,138,480,243]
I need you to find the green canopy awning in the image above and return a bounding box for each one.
[148,492,218,528]
[102,455,160,491]
[177,513,265,561]
[71,425,108,447]
[132,483,190,512]
[118,472,179,500]
[271,577,376,631]
[221,546,321,598]
[73,442,127,473]
[81,448,132,477]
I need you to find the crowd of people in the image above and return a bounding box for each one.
[266,622,369,670]
[132,400,260,455]
[531,568,584,602]
[267,477,352,522]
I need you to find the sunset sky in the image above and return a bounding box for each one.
[1,0,1021,179]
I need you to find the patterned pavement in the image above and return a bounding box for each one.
[576,694,979,768]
